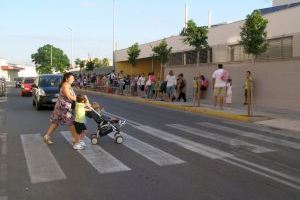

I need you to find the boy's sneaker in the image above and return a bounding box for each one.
[73,143,84,150]
[79,140,86,147]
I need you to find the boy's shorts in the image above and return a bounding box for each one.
[74,122,87,134]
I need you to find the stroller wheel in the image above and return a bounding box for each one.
[114,132,121,138]
[91,134,98,145]
[115,136,123,144]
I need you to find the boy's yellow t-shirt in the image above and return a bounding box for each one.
[75,102,86,123]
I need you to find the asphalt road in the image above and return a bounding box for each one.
[0,87,299,200]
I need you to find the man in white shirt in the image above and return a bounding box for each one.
[166,70,177,102]
[212,64,227,110]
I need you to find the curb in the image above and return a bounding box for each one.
[76,89,251,122]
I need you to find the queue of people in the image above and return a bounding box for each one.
[74,66,253,110]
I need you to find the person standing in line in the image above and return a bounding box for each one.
[226,78,233,109]
[177,73,187,102]
[166,70,177,102]
[138,73,145,95]
[212,64,228,110]
[243,70,253,105]
[43,73,78,145]
[200,75,209,98]
[193,74,201,106]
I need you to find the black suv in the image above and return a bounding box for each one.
[32,74,62,110]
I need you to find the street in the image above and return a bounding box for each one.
[0,87,300,200]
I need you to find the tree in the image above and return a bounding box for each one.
[93,58,102,68]
[127,43,141,77]
[86,59,95,71]
[240,10,268,62]
[102,58,110,67]
[75,58,86,71]
[182,20,209,66]
[31,44,70,74]
[152,39,172,81]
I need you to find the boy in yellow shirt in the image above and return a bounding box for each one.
[73,94,90,150]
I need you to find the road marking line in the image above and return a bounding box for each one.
[133,125,233,159]
[167,124,274,154]
[221,158,300,190]
[108,132,186,166]
[61,131,131,174]
[104,112,300,190]
[199,122,300,149]
[223,121,300,140]
[21,134,66,183]
[0,133,7,198]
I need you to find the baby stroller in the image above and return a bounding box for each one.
[86,106,126,144]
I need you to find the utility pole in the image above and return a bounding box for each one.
[50,45,53,67]
[112,0,116,71]
[67,27,73,69]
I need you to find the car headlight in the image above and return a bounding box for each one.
[38,88,46,96]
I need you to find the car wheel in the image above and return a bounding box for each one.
[35,100,41,110]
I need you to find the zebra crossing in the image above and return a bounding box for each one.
[2,117,300,192]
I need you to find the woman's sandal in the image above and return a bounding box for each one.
[43,134,54,145]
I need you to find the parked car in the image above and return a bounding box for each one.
[32,74,62,110]
[21,77,35,96]
[15,77,24,88]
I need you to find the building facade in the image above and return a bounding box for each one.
[115,2,300,110]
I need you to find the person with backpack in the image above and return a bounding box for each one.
[177,73,187,102]
[212,64,229,110]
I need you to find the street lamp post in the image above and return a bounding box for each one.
[67,27,73,69]
[112,0,115,71]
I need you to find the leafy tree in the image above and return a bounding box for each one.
[86,59,95,71]
[93,58,102,68]
[75,58,86,71]
[127,43,141,78]
[31,44,70,74]
[240,10,268,62]
[152,39,172,80]
[75,58,81,67]
[127,43,140,67]
[182,20,209,66]
[102,58,110,67]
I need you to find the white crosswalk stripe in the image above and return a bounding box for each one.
[61,131,131,174]
[167,124,274,153]
[199,122,300,149]
[0,97,7,103]
[0,133,7,199]
[108,132,186,166]
[133,125,233,159]
[103,112,300,191]
[223,121,300,140]
[21,134,66,183]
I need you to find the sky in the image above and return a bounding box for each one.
[0,0,272,66]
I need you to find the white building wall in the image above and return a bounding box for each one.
[273,0,300,6]
[207,6,300,46]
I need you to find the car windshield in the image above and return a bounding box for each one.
[39,76,62,87]
[24,78,34,84]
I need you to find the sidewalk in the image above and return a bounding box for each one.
[76,88,300,132]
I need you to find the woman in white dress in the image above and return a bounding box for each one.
[226,78,232,108]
